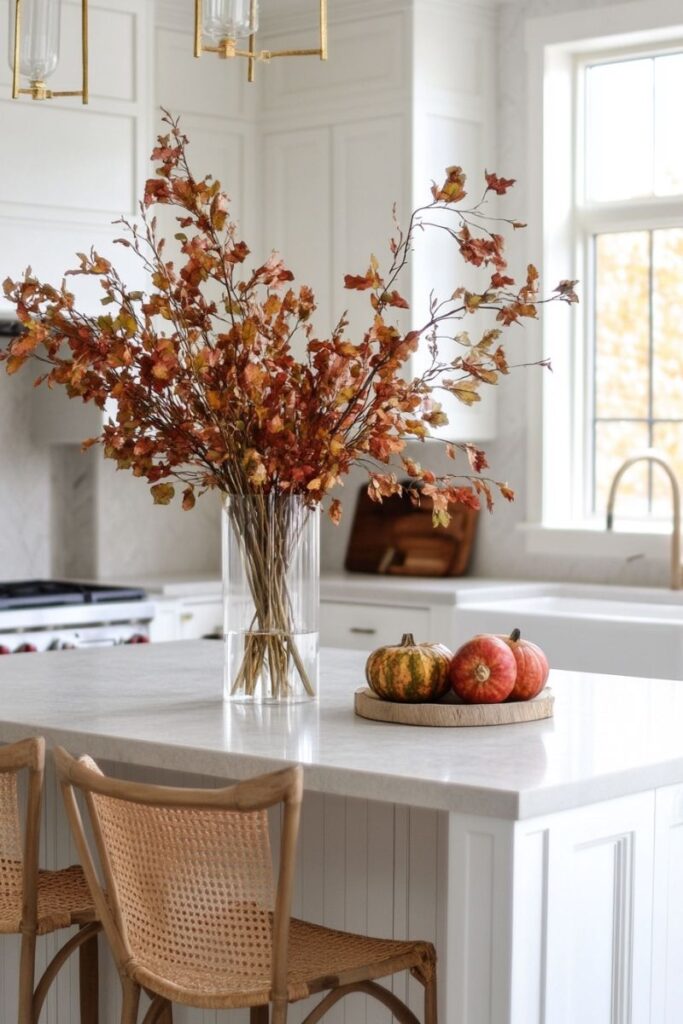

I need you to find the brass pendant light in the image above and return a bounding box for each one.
[9,0,88,102]
[194,0,328,83]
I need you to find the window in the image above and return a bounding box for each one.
[522,3,683,559]
[579,50,683,522]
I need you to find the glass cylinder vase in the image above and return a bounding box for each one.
[222,493,319,703]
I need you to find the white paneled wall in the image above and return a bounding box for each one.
[0,0,153,577]
[90,0,259,581]
[262,127,333,351]
[412,1,499,442]
[0,0,152,289]
[258,0,497,440]
[259,1,411,343]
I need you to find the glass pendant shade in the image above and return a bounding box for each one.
[202,0,258,43]
[8,0,61,82]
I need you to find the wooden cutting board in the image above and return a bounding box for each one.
[354,687,554,727]
[345,484,479,577]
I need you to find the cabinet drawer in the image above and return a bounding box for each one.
[178,599,223,640]
[320,601,430,650]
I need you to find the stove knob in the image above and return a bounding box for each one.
[0,644,11,655]
[15,643,38,653]
[127,633,150,644]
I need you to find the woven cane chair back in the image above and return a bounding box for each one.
[92,789,275,988]
[55,749,303,1005]
[0,771,22,861]
[0,769,23,912]
[0,738,44,933]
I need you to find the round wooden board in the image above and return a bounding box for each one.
[354,687,554,727]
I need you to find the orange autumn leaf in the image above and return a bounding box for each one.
[5,354,26,374]
[383,290,410,309]
[431,166,467,204]
[151,482,175,505]
[485,171,516,195]
[328,498,342,525]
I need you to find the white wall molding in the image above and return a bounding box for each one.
[526,0,683,52]
[154,0,192,31]
[259,6,412,118]
[262,0,498,29]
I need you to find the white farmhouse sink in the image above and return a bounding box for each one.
[452,583,683,680]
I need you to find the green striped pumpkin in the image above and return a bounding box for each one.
[365,634,452,703]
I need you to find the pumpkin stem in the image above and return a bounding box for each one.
[474,663,491,683]
[401,633,415,647]
[509,628,521,643]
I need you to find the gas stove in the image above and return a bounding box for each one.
[0,579,147,609]
[0,580,157,654]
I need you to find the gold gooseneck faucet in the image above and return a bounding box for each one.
[605,448,681,590]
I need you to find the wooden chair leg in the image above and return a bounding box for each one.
[158,1001,173,1024]
[424,970,437,1024]
[120,978,141,1024]
[141,996,173,1024]
[79,926,99,1024]
[17,931,36,1024]
[250,1006,269,1023]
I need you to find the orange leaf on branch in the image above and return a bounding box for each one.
[431,166,467,204]
[151,482,175,505]
[485,171,516,195]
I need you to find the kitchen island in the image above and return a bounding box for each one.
[0,642,682,1024]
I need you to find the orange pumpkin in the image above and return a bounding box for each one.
[449,634,517,704]
[365,634,452,703]
[499,628,549,701]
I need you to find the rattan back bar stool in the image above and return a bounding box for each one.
[55,748,437,1024]
[0,736,100,1024]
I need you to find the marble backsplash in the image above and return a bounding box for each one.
[50,448,221,581]
[50,446,98,579]
[95,459,221,579]
[0,372,51,578]
[4,428,220,582]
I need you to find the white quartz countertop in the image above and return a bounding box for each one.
[1,642,683,820]
[104,571,522,604]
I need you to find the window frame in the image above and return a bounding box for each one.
[576,45,683,523]
[522,1,683,560]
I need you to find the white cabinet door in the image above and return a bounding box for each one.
[512,792,656,1024]
[320,600,430,650]
[651,784,683,1023]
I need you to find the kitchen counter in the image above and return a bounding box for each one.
[0,640,681,820]
[1,645,681,1023]
[105,569,523,603]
